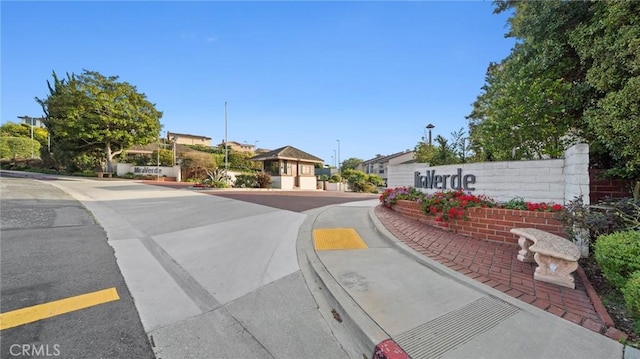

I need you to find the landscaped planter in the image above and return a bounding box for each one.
[391,200,565,244]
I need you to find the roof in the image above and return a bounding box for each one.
[250,145,323,163]
[362,150,413,164]
[167,131,212,140]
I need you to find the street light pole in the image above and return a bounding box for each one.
[336,139,340,173]
[29,116,34,158]
[224,102,228,175]
[426,123,435,146]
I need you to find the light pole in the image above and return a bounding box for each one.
[426,123,435,146]
[171,135,177,165]
[336,139,340,173]
[157,132,160,181]
[224,102,228,176]
[333,149,336,167]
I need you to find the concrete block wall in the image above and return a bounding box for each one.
[387,144,589,205]
[563,143,590,205]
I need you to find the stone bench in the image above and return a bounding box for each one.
[510,228,580,289]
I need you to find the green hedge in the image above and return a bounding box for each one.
[594,230,640,289]
[623,271,640,319]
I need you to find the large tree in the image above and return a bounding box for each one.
[36,70,162,171]
[468,1,592,161]
[469,0,639,177]
[569,0,640,175]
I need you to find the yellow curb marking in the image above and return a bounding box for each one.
[313,228,368,250]
[0,287,120,331]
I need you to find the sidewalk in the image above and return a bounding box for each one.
[304,201,635,359]
[374,205,621,340]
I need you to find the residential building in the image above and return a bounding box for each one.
[167,132,212,146]
[359,150,415,186]
[217,141,256,153]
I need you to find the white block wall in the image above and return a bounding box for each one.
[387,144,590,205]
[563,143,590,205]
[298,176,318,190]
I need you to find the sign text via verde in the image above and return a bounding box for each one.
[414,168,476,191]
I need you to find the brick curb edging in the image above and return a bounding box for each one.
[576,266,628,341]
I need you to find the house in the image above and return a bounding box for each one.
[250,145,323,190]
[17,116,45,128]
[217,141,256,153]
[359,150,415,186]
[167,132,212,146]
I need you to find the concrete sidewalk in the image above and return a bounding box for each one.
[300,200,638,359]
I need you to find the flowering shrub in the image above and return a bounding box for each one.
[379,187,425,208]
[420,189,498,222]
[380,187,564,222]
[502,196,564,212]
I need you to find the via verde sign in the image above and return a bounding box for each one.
[414,168,476,191]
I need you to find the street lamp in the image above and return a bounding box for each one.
[336,139,340,172]
[171,135,178,166]
[426,123,435,146]
[224,102,228,176]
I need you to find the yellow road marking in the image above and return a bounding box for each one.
[0,287,120,331]
[313,228,368,250]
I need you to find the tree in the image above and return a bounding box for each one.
[0,136,41,159]
[469,0,640,177]
[36,70,162,172]
[468,1,592,160]
[0,122,49,146]
[341,157,363,171]
[569,0,640,176]
[413,129,463,165]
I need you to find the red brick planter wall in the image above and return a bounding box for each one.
[391,200,565,244]
[589,169,634,203]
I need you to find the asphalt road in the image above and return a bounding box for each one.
[0,177,154,359]
[1,173,380,358]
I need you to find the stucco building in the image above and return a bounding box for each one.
[250,145,323,190]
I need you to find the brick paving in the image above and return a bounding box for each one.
[375,205,627,341]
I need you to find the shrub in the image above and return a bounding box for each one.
[557,196,640,244]
[330,174,341,183]
[123,172,135,179]
[502,197,563,212]
[622,271,640,319]
[256,172,271,188]
[379,187,425,207]
[594,230,640,289]
[420,189,498,222]
[342,169,381,193]
[235,174,257,188]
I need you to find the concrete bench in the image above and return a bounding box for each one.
[510,228,580,289]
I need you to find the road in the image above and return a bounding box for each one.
[1,173,377,358]
[0,177,153,359]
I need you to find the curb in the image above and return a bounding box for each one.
[296,206,390,359]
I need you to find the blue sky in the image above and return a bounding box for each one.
[1,1,515,164]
